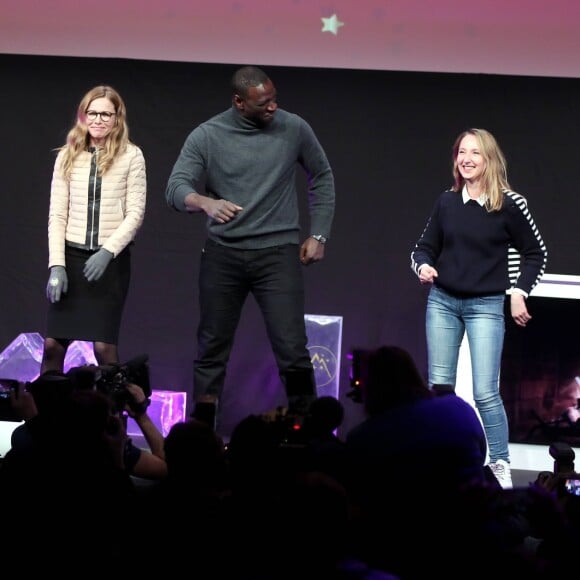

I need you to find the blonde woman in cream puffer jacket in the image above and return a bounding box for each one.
[41,85,147,376]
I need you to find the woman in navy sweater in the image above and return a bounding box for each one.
[411,128,547,488]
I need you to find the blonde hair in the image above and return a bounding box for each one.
[451,128,511,212]
[57,85,130,179]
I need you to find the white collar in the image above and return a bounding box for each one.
[462,185,486,207]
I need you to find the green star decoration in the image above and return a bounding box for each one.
[321,14,344,36]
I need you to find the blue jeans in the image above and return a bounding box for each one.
[426,286,509,463]
[194,240,314,400]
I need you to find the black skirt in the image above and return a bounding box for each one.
[45,244,131,344]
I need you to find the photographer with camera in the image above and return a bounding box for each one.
[65,362,167,481]
[521,442,580,572]
[0,380,146,573]
[0,378,38,423]
[2,362,167,482]
[4,371,76,453]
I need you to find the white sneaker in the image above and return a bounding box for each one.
[489,459,513,489]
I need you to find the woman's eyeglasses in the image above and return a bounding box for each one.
[86,110,116,122]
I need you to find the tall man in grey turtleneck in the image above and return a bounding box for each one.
[166,65,335,427]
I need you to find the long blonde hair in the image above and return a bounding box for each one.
[451,128,511,212]
[57,85,130,179]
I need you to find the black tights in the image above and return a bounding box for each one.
[40,337,119,374]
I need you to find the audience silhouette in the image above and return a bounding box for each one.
[2,346,579,576]
[1,385,142,573]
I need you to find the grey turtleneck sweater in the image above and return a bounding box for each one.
[165,107,335,250]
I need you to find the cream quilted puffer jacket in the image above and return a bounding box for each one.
[47,143,146,267]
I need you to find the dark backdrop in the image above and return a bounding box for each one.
[1,54,578,437]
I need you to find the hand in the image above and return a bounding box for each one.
[46,265,68,303]
[10,382,38,421]
[207,198,243,223]
[418,264,438,284]
[123,383,150,418]
[83,248,113,282]
[300,236,325,265]
[510,293,531,327]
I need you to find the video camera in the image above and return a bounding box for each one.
[259,369,318,450]
[549,441,575,474]
[546,441,580,502]
[70,354,151,414]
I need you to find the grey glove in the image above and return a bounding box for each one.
[83,248,113,282]
[46,265,68,303]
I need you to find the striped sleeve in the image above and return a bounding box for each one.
[505,191,548,294]
[507,245,521,287]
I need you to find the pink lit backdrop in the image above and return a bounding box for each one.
[1,0,579,78]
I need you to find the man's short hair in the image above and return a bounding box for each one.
[231,66,270,97]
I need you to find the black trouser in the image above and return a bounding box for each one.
[194,240,314,400]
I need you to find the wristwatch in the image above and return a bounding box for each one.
[311,234,327,244]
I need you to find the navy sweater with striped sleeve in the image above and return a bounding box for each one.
[411,189,547,297]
